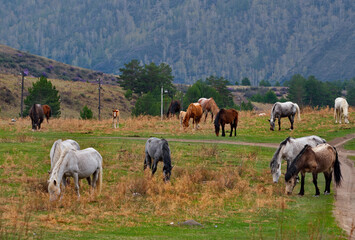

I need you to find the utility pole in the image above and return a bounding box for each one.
[97,78,102,121]
[161,86,163,121]
[20,71,25,118]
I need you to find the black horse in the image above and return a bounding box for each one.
[166,100,181,118]
[29,104,44,130]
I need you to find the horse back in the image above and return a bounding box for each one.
[312,144,337,172]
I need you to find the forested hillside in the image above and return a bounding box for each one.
[1,0,354,84]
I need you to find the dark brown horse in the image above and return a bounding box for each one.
[29,104,44,130]
[214,109,238,137]
[183,103,203,130]
[42,105,52,123]
[166,100,181,118]
[285,143,342,196]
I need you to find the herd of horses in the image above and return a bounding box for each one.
[30,96,350,200]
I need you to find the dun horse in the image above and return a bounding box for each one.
[214,109,238,137]
[270,135,326,183]
[42,105,51,123]
[183,103,203,130]
[29,104,44,131]
[285,143,342,196]
[179,111,186,126]
[334,97,349,124]
[269,101,301,131]
[144,137,172,182]
[198,98,219,122]
[166,100,181,118]
[48,146,103,201]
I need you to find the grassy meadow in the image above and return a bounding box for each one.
[0,107,354,239]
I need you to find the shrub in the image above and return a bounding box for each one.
[80,105,93,119]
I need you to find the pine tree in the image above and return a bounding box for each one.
[23,76,61,117]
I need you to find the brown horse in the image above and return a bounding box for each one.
[198,98,219,122]
[214,109,238,137]
[29,104,44,130]
[183,103,203,130]
[166,100,181,119]
[42,105,51,123]
[285,143,342,196]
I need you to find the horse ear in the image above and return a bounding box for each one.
[53,180,57,186]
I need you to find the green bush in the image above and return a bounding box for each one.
[80,105,93,119]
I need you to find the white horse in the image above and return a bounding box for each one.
[48,146,103,201]
[269,101,301,131]
[270,135,326,183]
[49,139,80,173]
[334,97,349,124]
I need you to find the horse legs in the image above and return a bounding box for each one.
[323,172,332,194]
[288,115,294,130]
[144,153,152,170]
[73,173,80,199]
[298,172,305,196]
[312,173,320,196]
[204,111,208,122]
[92,170,99,189]
[229,124,233,137]
[151,158,159,176]
[86,176,92,186]
[278,117,281,131]
[221,123,225,137]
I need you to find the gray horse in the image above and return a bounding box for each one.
[144,137,172,182]
[270,135,326,183]
[269,101,301,131]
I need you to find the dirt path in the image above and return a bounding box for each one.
[100,134,355,237]
[329,134,355,239]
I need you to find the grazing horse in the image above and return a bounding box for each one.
[214,109,238,137]
[112,109,120,128]
[49,139,80,178]
[334,97,349,124]
[29,104,44,131]
[183,103,203,130]
[179,111,186,126]
[166,100,181,118]
[198,98,219,122]
[42,105,51,123]
[285,143,342,196]
[270,135,326,183]
[144,137,173,182]
[269,101,301,131]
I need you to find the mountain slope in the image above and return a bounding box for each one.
[0,0,354,84]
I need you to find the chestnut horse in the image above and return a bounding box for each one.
[214,108,238,137]
[183,103,203,130]
[42,105,51,123]
[198,98,219,122]
[112,109,120,128]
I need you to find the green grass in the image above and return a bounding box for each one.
[344,139,355,151]
[0,110,353,239]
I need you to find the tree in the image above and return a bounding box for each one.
[205,75,234,108]
[80,105,93,119]
[132,88,161,116]
[23,76,61,117]
[287,74,306,106]
[346,78,355,106]
[119,59,143,93]
[259,80,271,87]
[241,77,251,86]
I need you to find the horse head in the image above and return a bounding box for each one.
[268,119,275,131]
[163,165,171,182]
[270,163,281,183]
[48,178,61,201]
[285,175,297,195]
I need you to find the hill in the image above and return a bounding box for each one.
[0,44,117,85]
[0,73,134,119]
[0,1,354,84]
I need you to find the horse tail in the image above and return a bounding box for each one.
[162,139,172,169]
[333,147,342,187]
[294,103,301,121]
[97,164,103,195]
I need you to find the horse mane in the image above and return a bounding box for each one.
[269,137,291,168]
[50,146,71,182]
[285,144,310,181]
[214,109,223,129]
[161,139,172,172]
[270,102,278,120]
[183,104,193,125]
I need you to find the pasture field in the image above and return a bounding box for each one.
[0,107,354,239]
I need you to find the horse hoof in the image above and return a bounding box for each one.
[324,191,330,195]
[313,195,320,197]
